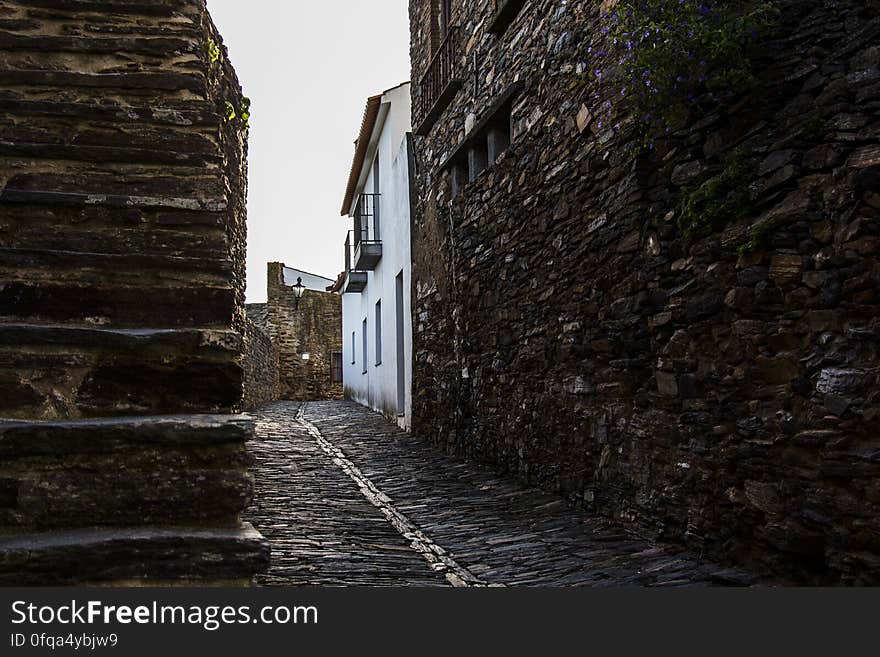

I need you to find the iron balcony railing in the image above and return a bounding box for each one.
[343,230,368,293]
[354,193,380,246]
[415,26,460,130]
[345,230,354,273]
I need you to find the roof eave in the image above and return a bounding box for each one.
[340,94,383,216]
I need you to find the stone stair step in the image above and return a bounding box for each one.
[0,30,198,57]
[0,523,269,585]
[0,323,240,353]
[0,323,244,421]
[13,0,187,17]
[5,171,223,201]
[0,411,254,456]
[0,246,232,278]
[0,70,206,94]
[0,98,220,127]
[0,414,254,529]
[0,280,235,328]
[0,140,221,167]
[3,218,226,259]
[0,187,226,211]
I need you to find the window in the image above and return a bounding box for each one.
[372,156,381,238]
[395,271,406,414]
[375,300,382,366]
[373,154,380,195]
[416,0,463,135]
[331,352,343,384]
[441,0,452,37]
[467,110,511,181]
[430,0,454,52]
[362,319,368,375]
[351,331,356,364]
[442,83,523,197]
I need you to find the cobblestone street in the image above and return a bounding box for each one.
[245,401,760,587]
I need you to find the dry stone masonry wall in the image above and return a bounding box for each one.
[242,303,278,410]
[265,263,343,402]
[409,0,880,584]
[0,0,267,584]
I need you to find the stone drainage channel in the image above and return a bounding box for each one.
[295,405,489,587]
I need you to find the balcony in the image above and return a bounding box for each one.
[414,26,463,136]
[342,231,367,294]
[352,193,382,270]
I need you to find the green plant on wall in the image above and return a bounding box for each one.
[677,148,752,238]
[240,97,251,127]
[224,101,236,121]
[739,214,778,255]
[585,0,778,142]
[207,38,221,64]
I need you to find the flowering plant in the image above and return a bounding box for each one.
[587,0,778,140]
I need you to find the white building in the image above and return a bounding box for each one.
[281,266,335,292]
[340,82,413,429]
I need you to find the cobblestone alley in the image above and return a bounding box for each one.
[245,401,762,587]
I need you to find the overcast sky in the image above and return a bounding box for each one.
[207,0,412,303]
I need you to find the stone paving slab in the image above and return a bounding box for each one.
[246,401,762,587]
[244,405,446,586]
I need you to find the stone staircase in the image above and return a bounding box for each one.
[0,0,266,583]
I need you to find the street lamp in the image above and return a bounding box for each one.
[292,276,306,309]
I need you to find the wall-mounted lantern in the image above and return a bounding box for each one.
[292,276,306,309]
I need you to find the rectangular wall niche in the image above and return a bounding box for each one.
[487,0,528,36]
[442,82,524,197]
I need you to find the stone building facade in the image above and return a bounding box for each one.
[408,0,880,583]
[264,262,343,401]
[0,0,267,583]
[242,304,278,411]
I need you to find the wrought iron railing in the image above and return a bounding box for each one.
[344,230,354,272]
[354,193,380,246]
[415,26,460,128]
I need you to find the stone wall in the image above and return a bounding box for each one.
[0,0,267,584]
[266,263,343,401]
[242,304,278,410]
[409,0,880,583]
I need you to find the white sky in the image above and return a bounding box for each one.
[207,0,412,303]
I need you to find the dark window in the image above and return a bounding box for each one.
[395,271,406,414]
[375,300,383,366]
[430,0,454,52]
[441,0,452,37]
[441,83,522,197]
[331,352,343,384]
[351,331,356,364]
[362,319,368,375]
[417,2,463,135]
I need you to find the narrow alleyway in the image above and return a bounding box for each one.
[245,401,759,587]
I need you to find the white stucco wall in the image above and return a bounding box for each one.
[342,84,413,429]
[282,267,334,291]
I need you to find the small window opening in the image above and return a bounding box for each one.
[375,300,383,366]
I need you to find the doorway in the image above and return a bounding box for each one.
[395,270,405,416]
